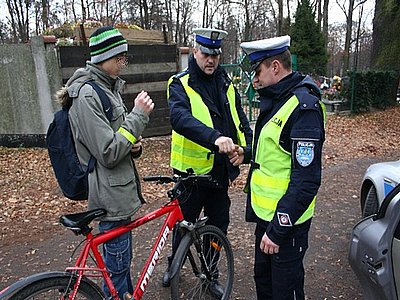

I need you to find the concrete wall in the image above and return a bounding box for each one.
[0,37,62,138]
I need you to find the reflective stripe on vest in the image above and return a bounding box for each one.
[169,73,245,174]
[250,95,324,224]
[226,84,247,146]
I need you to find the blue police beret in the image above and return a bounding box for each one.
[193,28,228,55]
[240,35,291,70]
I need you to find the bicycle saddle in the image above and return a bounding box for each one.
[60,208,106,235]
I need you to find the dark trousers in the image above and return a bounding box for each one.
[170,184,231,263]
[254,223,309,300]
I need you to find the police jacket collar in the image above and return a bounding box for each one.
[257,72,302,102]
[187,54,230,116]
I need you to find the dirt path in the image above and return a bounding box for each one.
[1,154,397,299]
[2,106,400,299]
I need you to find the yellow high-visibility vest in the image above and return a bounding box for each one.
[169,73,246,174]
[250,95,326,223]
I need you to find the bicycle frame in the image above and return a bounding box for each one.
[66,199,184,300]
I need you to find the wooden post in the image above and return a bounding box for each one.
[179,47,190,71]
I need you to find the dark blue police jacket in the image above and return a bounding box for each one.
[247,72,325,245]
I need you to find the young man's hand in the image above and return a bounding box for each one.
[134,91,154,115]
[131,136,142,153]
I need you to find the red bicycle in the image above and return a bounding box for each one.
[0,173,234,300]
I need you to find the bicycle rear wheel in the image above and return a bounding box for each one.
[10,275,103,300]
[171,225,234,300]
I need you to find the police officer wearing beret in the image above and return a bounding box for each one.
[240,36,326,299]
[164,28,253,298]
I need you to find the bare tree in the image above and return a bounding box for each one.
[175,0,195,46]
[5,0,31,42]
[228,0,273,41]
[327,22,346,76]
[202,0,228,27]
[336,0,367,71]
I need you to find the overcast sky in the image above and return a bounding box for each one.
[328,0,375,28]
[0,0,375,29]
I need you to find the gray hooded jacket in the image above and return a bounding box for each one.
[56,62,149,221]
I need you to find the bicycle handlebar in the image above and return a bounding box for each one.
[143,173,214,186]
[143,175,176,184]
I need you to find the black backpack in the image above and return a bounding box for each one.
[46,81,113,200]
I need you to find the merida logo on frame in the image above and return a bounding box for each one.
[140,225,171,292]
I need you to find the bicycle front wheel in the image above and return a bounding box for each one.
[10,274,104,300]
[171,225,234,300]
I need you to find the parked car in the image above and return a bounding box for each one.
[360,160,400,217]
[349,184,400,300]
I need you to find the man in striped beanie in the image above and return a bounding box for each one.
[89,26,128,64]
[56,25,154,299]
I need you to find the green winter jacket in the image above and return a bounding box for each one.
[60,62,149,221]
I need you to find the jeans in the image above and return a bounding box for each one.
[99,219,133,299]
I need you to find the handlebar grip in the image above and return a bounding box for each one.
[143,175,175,184]
[143,175,162,182]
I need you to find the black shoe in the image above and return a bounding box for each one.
[162,269,171,287]
[208,280,224,299]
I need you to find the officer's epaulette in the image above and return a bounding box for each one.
[293,86,320,111]
[174,68,189,79]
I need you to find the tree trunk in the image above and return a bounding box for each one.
[354,5,363,69]
[277,0,283,35]
[322,0,329,47]
[203,0,208,27]
[80,0,86,22]
[344,0,355,71]
[41,0,49,31]
[175,0,180,44]
[143,0,150,29]
[316,0,322,28]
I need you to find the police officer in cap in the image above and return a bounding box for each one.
[240,36,326,299]
[164,28,253,298]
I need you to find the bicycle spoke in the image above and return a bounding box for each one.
[171,225,234,300]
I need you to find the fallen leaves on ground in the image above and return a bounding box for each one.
[1,106,399,241]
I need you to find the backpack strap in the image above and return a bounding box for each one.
[83,81,113,173]
[85,80,113,122]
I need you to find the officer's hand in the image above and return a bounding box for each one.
[131,136,142,153]
[260,233,279,255]
[228,145,244,166]
[134,91,154,115]
[214,136,235,154]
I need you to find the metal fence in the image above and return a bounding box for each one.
[222,55,259,122]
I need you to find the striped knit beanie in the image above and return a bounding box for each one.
[89,26,128,64]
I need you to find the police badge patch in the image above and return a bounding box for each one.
[277,212,292,226]
[296,141,315,167]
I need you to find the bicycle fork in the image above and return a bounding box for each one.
[179,217,216,282]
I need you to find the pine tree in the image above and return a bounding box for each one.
[290,0,328,75]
